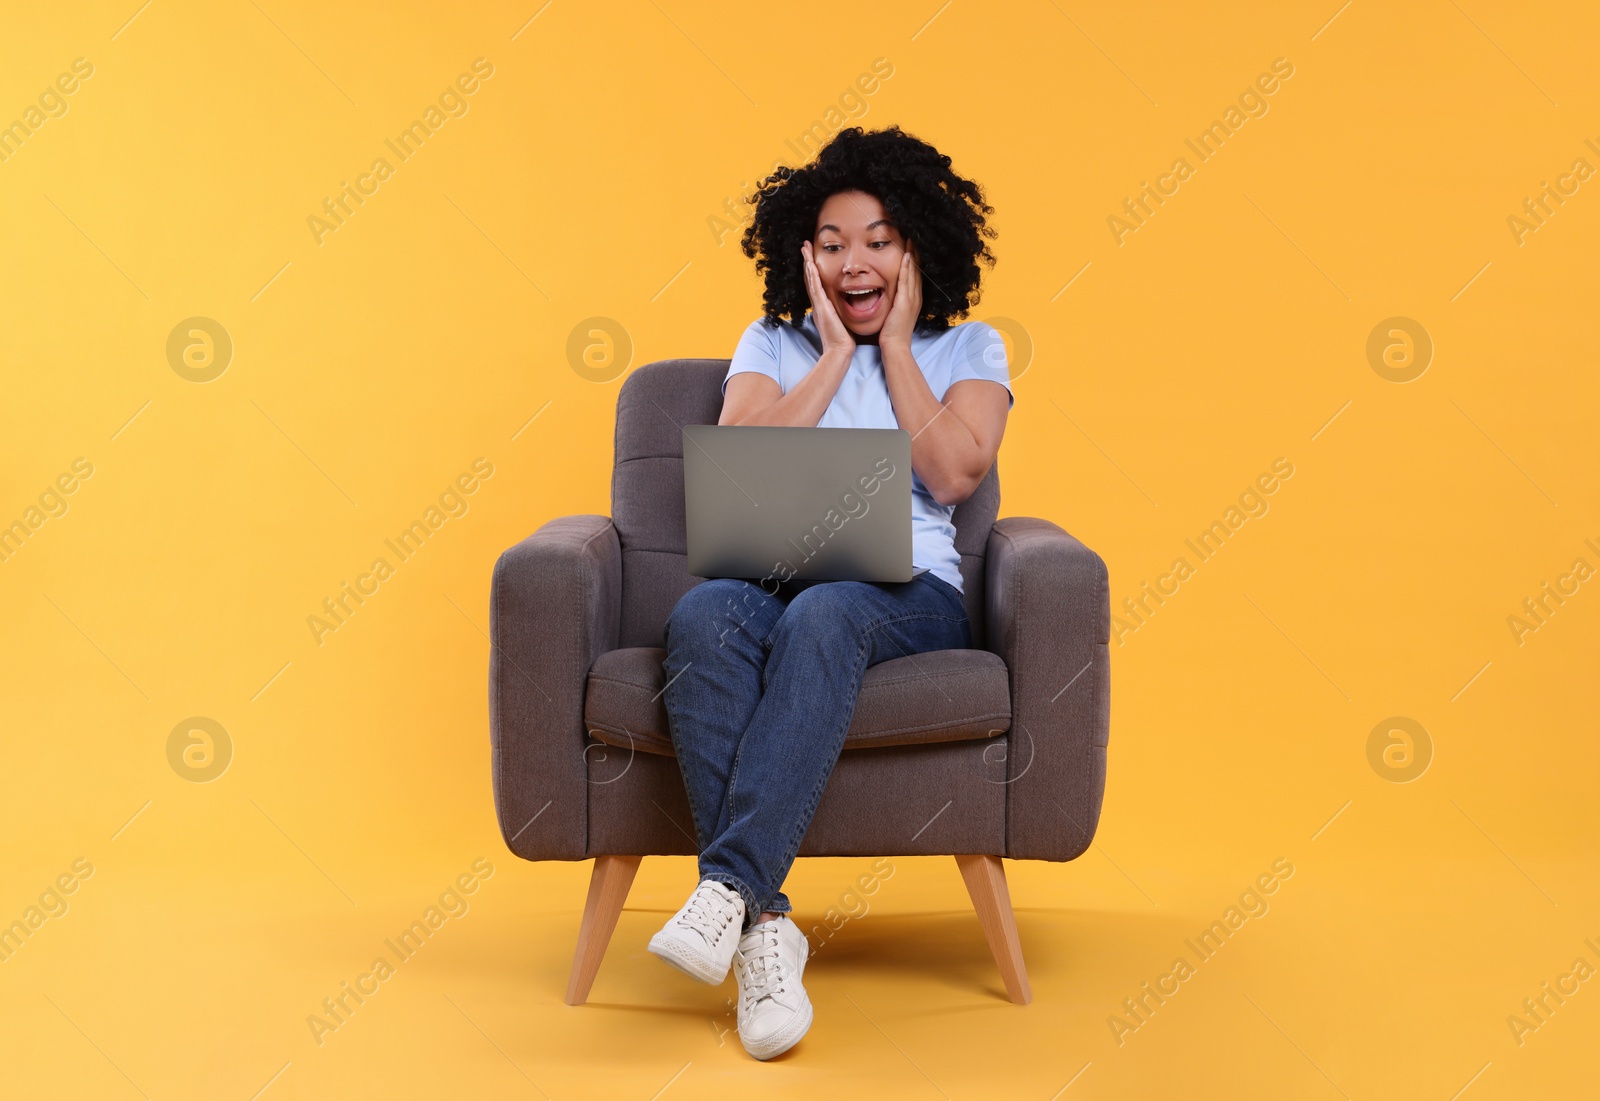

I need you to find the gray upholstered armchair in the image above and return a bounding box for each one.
[489,357,1110,1006]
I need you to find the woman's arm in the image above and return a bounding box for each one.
[881,344,1010,507]
[718,348,852,427]
[878,244,1008,507]
[722,239,860,427]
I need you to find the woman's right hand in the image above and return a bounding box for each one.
[801,240,857,359]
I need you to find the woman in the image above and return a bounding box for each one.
[647,125,1014,1060]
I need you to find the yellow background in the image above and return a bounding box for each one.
[2,1,1597,1096]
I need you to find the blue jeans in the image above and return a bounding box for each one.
[660,572,971,928]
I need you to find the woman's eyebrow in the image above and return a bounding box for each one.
[816,219,895,234]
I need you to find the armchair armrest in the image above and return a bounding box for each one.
[985,517,1111,861]
[489,514,621,861]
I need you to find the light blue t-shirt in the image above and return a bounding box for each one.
[722,312,1014,596]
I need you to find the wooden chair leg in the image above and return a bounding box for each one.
[565,854,642,1005]
[954,854,1032,1004]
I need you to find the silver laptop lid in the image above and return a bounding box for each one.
[682,424,916,586]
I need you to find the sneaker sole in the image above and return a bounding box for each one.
[647,931,731,985]
[741,993,813,1061]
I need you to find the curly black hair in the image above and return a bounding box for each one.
[737,126,997,335]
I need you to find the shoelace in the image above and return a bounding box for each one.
[739,924,786,1008]
[676,885,737,946]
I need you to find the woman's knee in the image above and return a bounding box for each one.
[666,578,763,648]
[772,582,869,641]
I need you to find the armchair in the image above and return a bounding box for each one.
[488,358,1110,1005]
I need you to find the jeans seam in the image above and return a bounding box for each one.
[721,739,744,839]
[862,610,968,633]
[770,743,837,909]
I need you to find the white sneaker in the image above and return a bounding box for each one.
[647,879,746,984]
[734,914,813,1060]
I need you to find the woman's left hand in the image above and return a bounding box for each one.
[879,239,922,351]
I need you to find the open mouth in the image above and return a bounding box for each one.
[839,287,883,320]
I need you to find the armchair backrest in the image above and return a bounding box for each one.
[610,359,1000,651]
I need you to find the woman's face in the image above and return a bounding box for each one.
[811,190,908,339]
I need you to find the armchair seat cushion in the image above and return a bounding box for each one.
[584,646,1011,756]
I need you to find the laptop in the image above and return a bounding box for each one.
[682,424,925,587]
